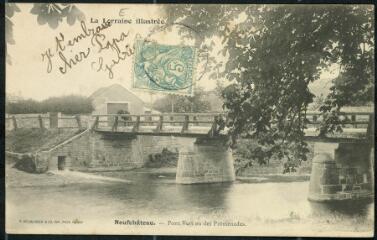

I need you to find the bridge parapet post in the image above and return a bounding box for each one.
[133,116,140,132]
[176,137,235,184]
[91,116,99,130]
[367,113,374,142]
[181,115,189,133]
[112,116,119,132]
[12,116,18,131]
[155,115,163,132]
[38,115,44,129]
[75,115,82,130]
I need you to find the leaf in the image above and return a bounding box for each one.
[63,5,86,25]
[5,17,15,45]
[30,3,43,15]
[31,3,85,29]
[47,16,61,29]
[37,14,48,25]
[5,3,20,18]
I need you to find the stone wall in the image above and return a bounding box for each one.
[87,133,143,170]
[34,131,188,172]
[35,130,92,173]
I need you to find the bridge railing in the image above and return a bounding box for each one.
[91,111,374,138]
[304,111,373,141]
[304,111,373,138]
[305,111,373,128]
[91,112,228,136]
[5,113,89,130]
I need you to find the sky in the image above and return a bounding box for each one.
[6,4,338,103]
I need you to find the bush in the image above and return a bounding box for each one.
[153,87,211,113]
[233,139,314,175]
[13,155,36,173]
[144,148,178,168]
[6,99,42,114]
[6,95,94,114]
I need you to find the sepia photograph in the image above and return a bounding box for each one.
[4,3,375,237]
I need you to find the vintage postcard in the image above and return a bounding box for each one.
[5,3,375,237]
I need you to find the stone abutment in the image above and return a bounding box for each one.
[175,137,236,184]
[308,141,374,202]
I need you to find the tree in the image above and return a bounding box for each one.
[6,3,85,64]
[153,87,211,113]
[6,95,94,114]
[6,99,42,114]
[309,94,325,111]
[164,5,374,171]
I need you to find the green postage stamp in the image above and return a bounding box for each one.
[133,40,196,95]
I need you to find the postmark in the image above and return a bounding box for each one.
[133,40,196,95]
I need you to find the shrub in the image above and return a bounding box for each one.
[6,95,94,114]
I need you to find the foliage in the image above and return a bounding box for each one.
[6,99,41,114]
[117,110,131,122]
[164,5,374,172]
[30,3,85,29]
[5,3,20,45]
[5,3,20,64]
[309,94,325,111]
[5,3,85,64]
[6,95,94,114]
[13,155,36,173]
[233,139,314,174]
[153,87,211,113]
[144,148,179,168]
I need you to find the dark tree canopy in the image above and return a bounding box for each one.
[164,5,374,169]
[6,95,94,115]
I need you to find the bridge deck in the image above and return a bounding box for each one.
[94,125,222,138]
[91,112,373,142]
[93,127,369,142]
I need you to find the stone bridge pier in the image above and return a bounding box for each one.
[308,141,374,203]
[175,137,236,184]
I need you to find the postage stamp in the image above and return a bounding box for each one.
[133,40,196,95]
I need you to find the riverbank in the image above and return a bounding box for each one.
[5,162,130,188]
[6,157,310,189]
[130,167,311,183]
[6,128,84,153]
[237,174,310,183]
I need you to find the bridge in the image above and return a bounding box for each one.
[90,111,374,202]
[6,110,374,202]
[91,111,373,141]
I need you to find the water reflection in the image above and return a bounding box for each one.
[310,200,373,217]
[6,170,374,234]
[176,182,233,213]
[98,172,234,216]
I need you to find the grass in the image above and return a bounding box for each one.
[5,128,84,153]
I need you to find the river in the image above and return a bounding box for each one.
[6,169,374,236]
